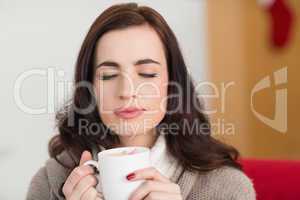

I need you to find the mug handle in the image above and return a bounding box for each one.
[83,161,104,199]
[83,160,100,174]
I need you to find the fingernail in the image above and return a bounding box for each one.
[126,173,135,180]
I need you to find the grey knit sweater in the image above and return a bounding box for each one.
[26,151,256,200]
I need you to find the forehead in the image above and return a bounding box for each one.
[94,24,166,64]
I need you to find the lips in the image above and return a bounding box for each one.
[114,107,145,119]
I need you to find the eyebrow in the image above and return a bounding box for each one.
[95,58,161,69]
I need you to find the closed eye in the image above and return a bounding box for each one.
[99,73,158,80]
[99,74,118,80]
[139,73,158,78]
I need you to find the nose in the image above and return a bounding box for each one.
[118,73,137,100]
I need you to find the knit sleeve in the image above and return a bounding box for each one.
[26,154,71,200]
[216,167,256,199]
[26,166,51,200]
[188,166,256,200]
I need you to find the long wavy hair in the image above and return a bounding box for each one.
[49,2,241,173]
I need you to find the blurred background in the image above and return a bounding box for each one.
[0,0,299,199]
[206,0,299,160]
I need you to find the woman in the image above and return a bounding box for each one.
[26,3,256,200]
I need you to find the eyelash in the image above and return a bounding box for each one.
[99,73,158,80]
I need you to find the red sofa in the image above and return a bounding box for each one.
[240,159,300,200]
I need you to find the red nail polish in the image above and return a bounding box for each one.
[126,173,135,180]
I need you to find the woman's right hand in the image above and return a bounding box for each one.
[62,151,103,200]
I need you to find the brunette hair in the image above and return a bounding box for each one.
[49,2,241,173]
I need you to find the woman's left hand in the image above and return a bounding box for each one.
[126,167,183,200]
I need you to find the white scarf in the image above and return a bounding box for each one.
[149,133,179,180]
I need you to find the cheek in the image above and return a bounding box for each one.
[97,98,117,129]
[93,82,117,122]
[138,77,168,114]
[155,75,169,116]
[140,82,168,131]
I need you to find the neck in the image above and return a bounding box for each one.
[116,128,158,148]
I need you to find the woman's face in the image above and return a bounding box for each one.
[93,24,169,138]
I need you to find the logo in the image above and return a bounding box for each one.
[250,67,288,133]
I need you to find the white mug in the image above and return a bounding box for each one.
[84,146,151,200]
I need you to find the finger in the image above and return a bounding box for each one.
[129,181,181,200]
[126,167,170,183]
[95,192,104,200]
[80,187,98,200]
[69,175,97,200]
[79,151,93,166]
[144,191,182,200]
[62,165,95,198]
